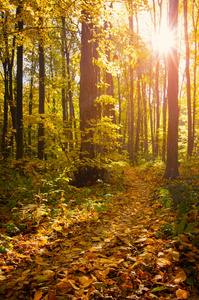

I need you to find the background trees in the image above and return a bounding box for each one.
[0,0,198,184]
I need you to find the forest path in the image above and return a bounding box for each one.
[0,166,196,299]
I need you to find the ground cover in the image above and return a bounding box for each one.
[0,160,199,299]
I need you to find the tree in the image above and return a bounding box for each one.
[128,2,135,160]
[134,58,141,157]
[38,39,45,160]
[61,16,68,151]
[162,58,167,162]
[164,0,179,179]
[74,8,98,186]
[152,0,163,158]
[16,2,23,159]
[1,11,17,159]
[192,0,199,153]
[183,0,192,156]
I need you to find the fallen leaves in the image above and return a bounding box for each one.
[0,166,199,299]
[34,290,43,300]
[174,270,187,284]
[176,289,190,299]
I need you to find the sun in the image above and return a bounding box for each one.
[156,25,174,54]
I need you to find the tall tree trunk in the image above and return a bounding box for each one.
[2,13,16,157]
[192,0,199,152]
[162,59,167,162]
[16,3,23,160]
[38,42,45,160]
[61,16,68,152]
[184,0,192,156]
[2,63,9,159]
[135,60,141,158]
[143,81,148,154]
[149,54,154,157]
[128,10,134,161]
[118,74,122,154]
[74,9,98,186]
[66,48,75,149]
[28,50,35,157]
[79,10,97,160]
[164,0,179,179]
[155,58,160,157]
[28,72,33,155]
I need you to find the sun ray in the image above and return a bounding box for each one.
[156,25,175,54]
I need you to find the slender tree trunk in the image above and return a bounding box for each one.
[61,17,69,153]
[16,4,23,160]
[1,12,16,158]
[143,81,148,154]
[8,37,17,141]
[164,0,179,179]
[28,71,33,155]
[183,0,192,156]
[118,74,122,154]
[162,59,167,162]
[66,49,75,149]
[128,11,134,160]
[38,42,45,160]
[135,60,141,157]
[61,16,67,125]
[140,110,144,154]
[149,54,154,157]
[192,0,199,152]
[155,58,160,157]
[2,63,9,159]
[28,50,35,157]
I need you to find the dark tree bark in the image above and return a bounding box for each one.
[73,9,98,186]
[16,3,23,160]
[38,42,45,160]
[164,0,179,179]
[28,49,36,157]
[2,63,9,159]
[79,10,97,160]
[1,13,16,158]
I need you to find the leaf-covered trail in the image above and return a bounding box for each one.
[1,166,199,299]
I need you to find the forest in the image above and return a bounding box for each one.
[0,0,199,299]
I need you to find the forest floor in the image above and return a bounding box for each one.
[0,161,199,300]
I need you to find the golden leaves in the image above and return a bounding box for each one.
[174,270,187,284]
[35,256,49,266]
[33,290,43,300]
[176,289,190,299]
[1,165,199,299]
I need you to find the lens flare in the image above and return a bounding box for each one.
[157,25,175,54]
